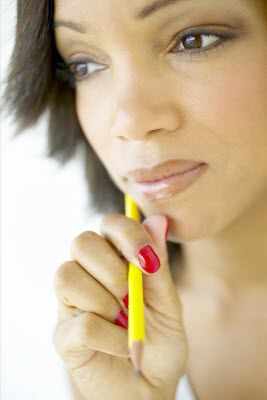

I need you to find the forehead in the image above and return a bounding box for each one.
[54,0,262,26]
[54,0,197,39]
[54,0,250,33]
[53,0,266,43]
[54,0,227,22]
[54,0,158,19]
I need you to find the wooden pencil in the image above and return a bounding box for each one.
[124,194,146,376]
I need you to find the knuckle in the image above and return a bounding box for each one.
[110,274,127,295]
[127,226,143,242]
[100,213,122,230]
[70,230,99,256]
[53,261,77,294]
[78,312,97,341]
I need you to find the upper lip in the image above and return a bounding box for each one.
[125,159,206,183]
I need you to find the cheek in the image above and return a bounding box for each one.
[75,89,112,163]
[191,64,267,145]
[169,53,267,240]
[185,51,267,172]
[204,58,267,186]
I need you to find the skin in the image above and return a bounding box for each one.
[53,215,188,400]
[54,0,267,398]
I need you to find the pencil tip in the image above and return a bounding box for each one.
[130,340,144,373]
[134,369,141,378]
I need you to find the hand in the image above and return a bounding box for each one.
[53,213,188,400]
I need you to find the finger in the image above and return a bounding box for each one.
[56,301,85,323]
[53,311,129,369]
[142,215,169,259]
[101,213,182,317]
[69,233,128,309]
[141,215,183,317]
[53,261,128,322]
[100,213,161,275]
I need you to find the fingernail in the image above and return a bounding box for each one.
[138,245,161,273]
[165,220,169,240]
[122,293,128,309]
[114,310,128,329]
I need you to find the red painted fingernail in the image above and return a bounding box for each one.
[165,220,169,240]
[122,293,128,309]
[138,245,161,273]
[114,310,128,329]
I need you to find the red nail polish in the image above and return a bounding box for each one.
[165,220,169,240]
[138,245,160,273]
[114,310,128,329]
[122,293,128,309]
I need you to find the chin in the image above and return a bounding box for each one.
[166,209,233,243]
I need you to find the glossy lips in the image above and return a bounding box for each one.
[126,160,204,182]
[125,159,208,200]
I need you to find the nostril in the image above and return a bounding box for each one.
[115,135,128,142]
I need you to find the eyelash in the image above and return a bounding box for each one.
[56,28,237,86]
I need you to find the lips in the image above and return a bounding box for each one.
[126,160,206,183]
[125,159,208,200]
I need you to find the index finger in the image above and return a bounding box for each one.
[70,231,129,306]
[100,213,161,275]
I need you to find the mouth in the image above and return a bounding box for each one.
[125,159,208,200]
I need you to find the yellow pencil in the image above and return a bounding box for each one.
[124,194,146,376]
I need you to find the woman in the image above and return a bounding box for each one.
[3,0,267,399]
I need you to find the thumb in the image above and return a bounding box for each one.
[141,215,181,315]
[142,214,169,259]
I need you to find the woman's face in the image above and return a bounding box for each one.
[54,0,267,242]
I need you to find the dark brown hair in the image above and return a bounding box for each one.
[3,0,125,214]
[2,0,182,269]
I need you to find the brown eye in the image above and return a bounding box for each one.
[182,34,203,49]
[171,30,238,57]
[171,31,227,56]
[68,60,107,81]
[69,63,88,79]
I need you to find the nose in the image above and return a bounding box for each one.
[110,69,182,142]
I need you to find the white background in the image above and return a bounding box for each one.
[1,1,103,398]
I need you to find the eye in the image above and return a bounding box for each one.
[56,28,238,86]
[68,60,108,81]
[67,60,106,80]
[178,34,219,51]
[55,57,108,86]
[170,29,237,56]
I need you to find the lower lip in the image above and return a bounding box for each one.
[131,163,208,200]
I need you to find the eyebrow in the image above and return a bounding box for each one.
[53,0,187,34]
[136,0,187,19]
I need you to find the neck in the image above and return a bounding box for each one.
[178,190,267,299]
